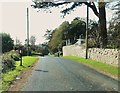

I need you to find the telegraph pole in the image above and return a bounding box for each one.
[27,8,29,56]
[85,4,89,59]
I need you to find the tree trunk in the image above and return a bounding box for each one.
[84,2,107,48]
[98,2,107,48]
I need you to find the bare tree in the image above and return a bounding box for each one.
[30,36,36,46]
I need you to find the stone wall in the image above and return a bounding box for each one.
[63,45,86,58]
[63,45,120,66]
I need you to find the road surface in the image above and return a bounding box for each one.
[21,56,119,91]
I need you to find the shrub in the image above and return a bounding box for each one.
[1,50,20,73]
[22,46,32,56]
[54,51,63,57]
[8,50,20,61]
[2,54,16,73]
[54,52,59,57]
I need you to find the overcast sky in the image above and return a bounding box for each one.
[0,1,114,45]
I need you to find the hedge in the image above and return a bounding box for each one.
[1,50,20,73]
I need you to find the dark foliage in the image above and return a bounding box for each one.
[0,33,14,53]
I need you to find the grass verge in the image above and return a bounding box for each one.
[63,56,120,79]
[2,56,39,91]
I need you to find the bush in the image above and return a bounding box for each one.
[2,54,16,73]
[54,52,58,57]
[8,50,20,61]
[14,45,28,56]
[54,51,63,57]
[22,46,31,56]
[1,50,20,73]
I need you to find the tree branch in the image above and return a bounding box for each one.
[31,1,71,9]
[32,1,99,18]
[84,2,99,17]
[61,2,82,16]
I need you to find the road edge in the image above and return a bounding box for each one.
[8,58,39,91]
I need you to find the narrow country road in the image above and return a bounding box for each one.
[21,56,118,91]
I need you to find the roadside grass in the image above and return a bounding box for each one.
[63,56,120,78]
[2,56,39,91]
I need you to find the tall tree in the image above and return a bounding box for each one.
[0,33,14,53]
[98,2,107,48]
[47,18,87,53]
[32,0,107,48]
[108,1,120,48]
[48,21,70,53]
[70,17,86,44]
[30,36,36,51]
[44,29,52,40]
[88,20,99,47]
